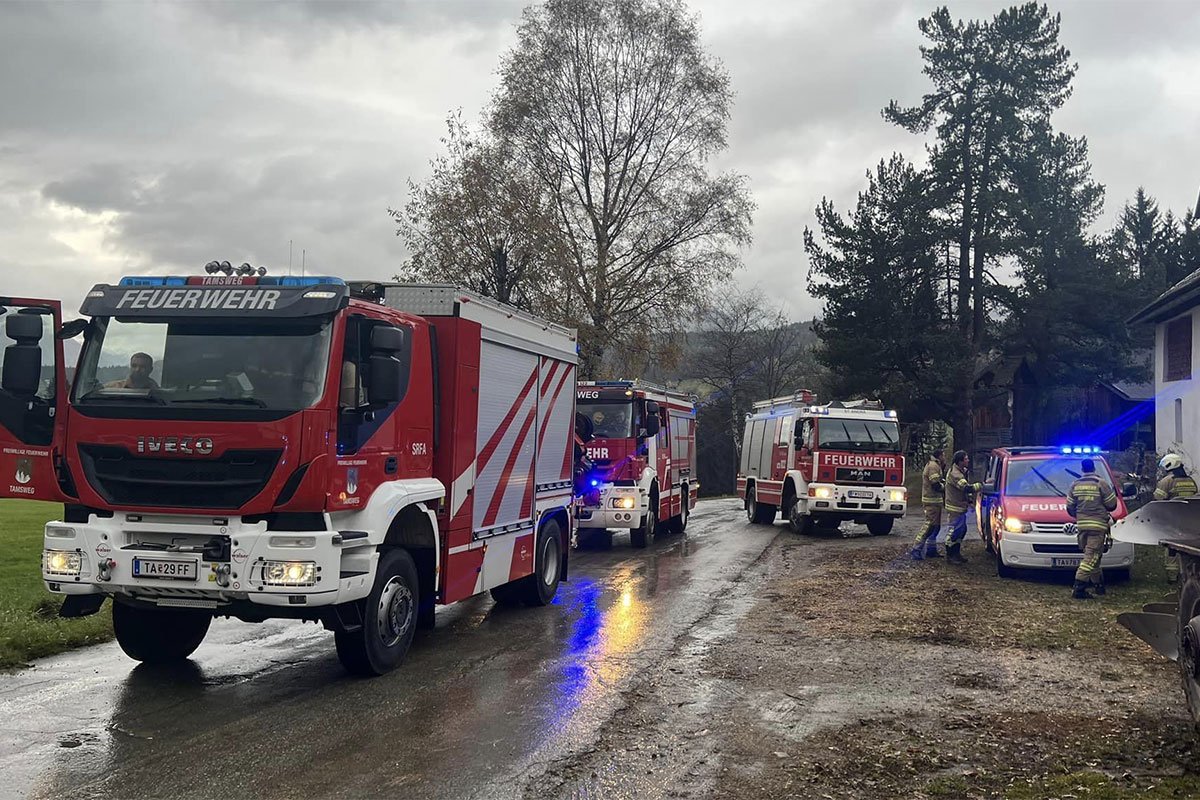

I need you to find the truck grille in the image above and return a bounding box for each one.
[78,444,281,509]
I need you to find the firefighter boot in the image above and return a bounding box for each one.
[1093,575,1106,597]
[1072,581,1092,600]
[910,547,924,561]
[945,543,967,564]
[924,545,941,558]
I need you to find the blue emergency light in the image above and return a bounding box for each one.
[116,275,345,287]
[1060,445,1100,455]
[117,276,188,286]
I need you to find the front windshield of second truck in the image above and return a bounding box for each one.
[816,418,900,452]
[72,317,332,411]
[578,401,634,439]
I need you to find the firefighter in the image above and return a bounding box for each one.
[104,352,158,390]
[942,449,981,564]
[1153,453,1197,582]
[1066,457,1119,600]
[910,447,946,560]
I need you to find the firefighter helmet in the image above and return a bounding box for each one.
[1160,453,1185,472]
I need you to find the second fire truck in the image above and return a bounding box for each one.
[737,392,907,535]
[574,380,698,547]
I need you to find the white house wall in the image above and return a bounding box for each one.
[1155,309,1200,470]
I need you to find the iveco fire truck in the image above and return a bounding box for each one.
[737,392,907,535]
[0,271,578,675]
[574,380,697,548]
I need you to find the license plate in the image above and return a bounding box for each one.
[849,490,874,499]
[133,557,199,580]
[1052,557,1082,568]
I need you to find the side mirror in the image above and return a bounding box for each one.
[57,318,89,340]
[1122,482,1138,498]
[370,325,407,353]
[641,400,661,438]
[2,313,45,397]
[367,354,403,405]
[981,482,995,495]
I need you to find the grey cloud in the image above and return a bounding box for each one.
[42,164,142,213]
[187,0,527,34]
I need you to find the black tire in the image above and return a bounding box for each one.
[995,539,1015,578]
[866,516,895,536]
[112,601,211,664]
[784,493,812,534]
[1177,560,1200,727]
[335,548,419,677]
[746,489,776,525]
[490,582,523,606]
[668,485,690,534]
[521,518,564,606]
[632,494,658,547]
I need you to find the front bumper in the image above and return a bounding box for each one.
[42,513,372,609]
[997,529,1136,570]
[577,484,646,529]
[806,483,907,516]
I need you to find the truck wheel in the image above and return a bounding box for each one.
[785,494,812,534]
[521,518,564,606]
[668,486,690,534]
[631,503,657,548]
[1177,566,1200,727]
[336,548,419,677]
[113,601,211,664]
[747,490,776,526]
[866,516,894,536]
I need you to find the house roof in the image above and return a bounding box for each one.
[1099,380,1154,402]
[1128,267,1200,325]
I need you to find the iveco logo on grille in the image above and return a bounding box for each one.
[136,436,214,455]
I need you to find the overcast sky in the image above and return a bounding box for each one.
[1,0,1197,322]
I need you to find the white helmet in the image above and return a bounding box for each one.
[1160,453,1185,471]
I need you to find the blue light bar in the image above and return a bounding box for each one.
[117,276,188,287]
[883,410,897,419]
[590,380,634,388]
[275,276,344,287]
[1060,445,1100,455]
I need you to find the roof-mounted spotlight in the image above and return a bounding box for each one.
[204,261,221,274]
[237,262,254,276]
[219,260,232,275]
[256,266,268,276]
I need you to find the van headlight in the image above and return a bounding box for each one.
[261,561,317,587]
[43,550,83,576]
[1004,517,1031,533]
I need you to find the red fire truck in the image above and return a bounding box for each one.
[736,392,907,535]
[0,273,578,675]
[574,380,697,548]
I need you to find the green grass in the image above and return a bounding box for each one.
[1005,771,1200,799]
[0,499,112,669]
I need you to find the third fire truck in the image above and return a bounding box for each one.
[575,380,697,547]
[737,392,907,535]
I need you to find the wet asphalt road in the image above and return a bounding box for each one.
[0,498,804,800]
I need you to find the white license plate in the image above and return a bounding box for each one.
[849,490,874,499]
[133,557,199,580]
[1052,557,1082,568]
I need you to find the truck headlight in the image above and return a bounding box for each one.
[43,549,82,576]
[809,487,833,499]
[888,489,906,502]
[611,496,637,510]
[261,561,317,587]
[1004,517,1031,533]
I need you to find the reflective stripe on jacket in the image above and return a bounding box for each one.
[944,464,975,514]
[1154,473,1198,501]
[922,458,945,505]
[1066,473,1118,532]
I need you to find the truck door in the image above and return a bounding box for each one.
[0,298,67,501]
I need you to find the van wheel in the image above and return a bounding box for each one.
[336,548,419,676]
[867,516,894,536]
[521,518,564,606]
[113,602,211,663]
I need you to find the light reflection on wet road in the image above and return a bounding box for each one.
[0,499,778,800]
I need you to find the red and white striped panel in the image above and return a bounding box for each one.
[536,357,575,487]
[473,341,539,532]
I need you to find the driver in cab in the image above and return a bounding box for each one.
[105,352,158,390]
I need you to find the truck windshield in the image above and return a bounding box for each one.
[72,316,333,411]
[1005,458,1113,497]
[577,401,634,439]
[816,419,900,452]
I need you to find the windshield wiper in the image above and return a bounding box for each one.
[78,390,166,404]
[171,397,268,407]
[1029,466,1067,497]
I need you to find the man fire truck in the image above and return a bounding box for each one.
[737,393,907,535]
[0,269,578,675]
[574,380,697,548]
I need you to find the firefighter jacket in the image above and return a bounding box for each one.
[1066,472,1118,533]
[944,464,979,514]
[921,457,945,505]
[1154,471,1198,500]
